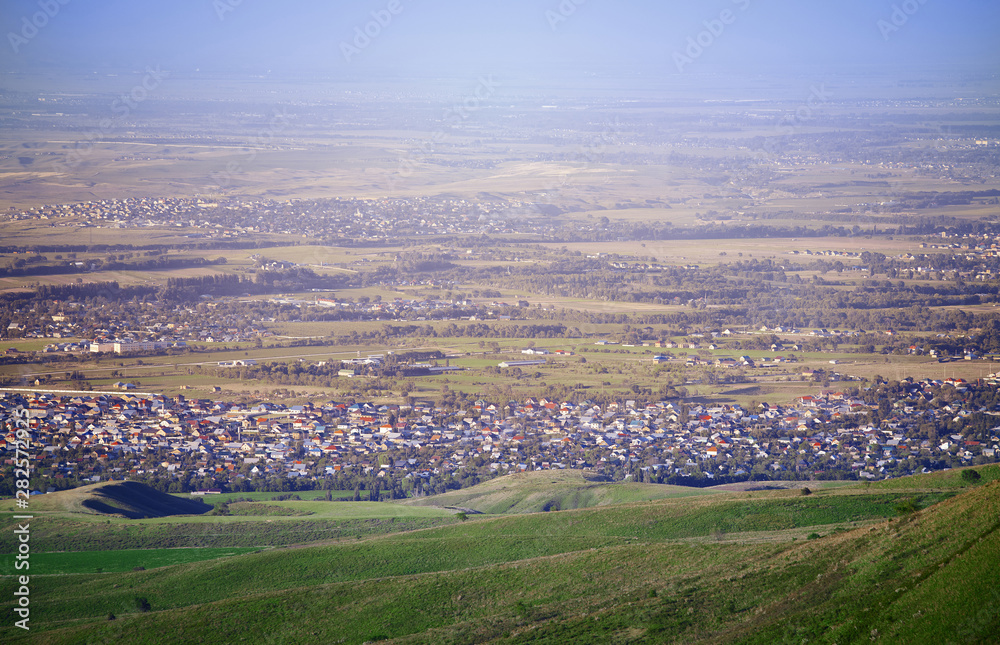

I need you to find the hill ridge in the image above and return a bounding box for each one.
[402,469,721,514]
[18,480,212,519]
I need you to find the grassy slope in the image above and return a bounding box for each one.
[176,490,358,503]
[1,488,460,554]
[0,514,460,553]
[1,474,987,643]
[866,463,1000,491]
[402,470,721,514]
[1,481,212,519]
[1,548,261,575]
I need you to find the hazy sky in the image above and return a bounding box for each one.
[2,0,998,81]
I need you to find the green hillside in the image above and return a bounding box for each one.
[78,481,214,519]
[1,481,211,519]
[866,463,1000,491]
[1,473,996,643]
[402,469,720,514]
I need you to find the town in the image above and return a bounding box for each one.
[3,368,998,498]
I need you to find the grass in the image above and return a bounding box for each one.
[402,469,721,514]
[0,478,995,644]
[177,490,357,504]
[0,483,462,555]
[0,481,212,518]
[0,514,461,553]
[211,501,461,521]
[866,463,1000,491]
[0,547,260,575]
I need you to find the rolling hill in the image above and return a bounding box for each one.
[401,469,721,514]
[2,481,211,519]
[1,470,997,643]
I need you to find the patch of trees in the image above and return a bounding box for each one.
[0,254,226,279]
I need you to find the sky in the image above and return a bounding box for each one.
[1,0,998,82]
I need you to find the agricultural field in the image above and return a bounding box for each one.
[4,329,999,405]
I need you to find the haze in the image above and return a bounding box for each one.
[2,0,998,83]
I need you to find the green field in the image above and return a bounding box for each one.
[0,547,260,575]
[182,501,460,522]
[0,471,997,643]
[178,490,357,504]
[402,469,722,514]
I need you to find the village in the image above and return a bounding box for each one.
[4,195,559,242]
[3,370,999,497]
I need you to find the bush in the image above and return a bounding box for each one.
[800,487,812,496]
[895,498,920,515]
[961,469,981,483]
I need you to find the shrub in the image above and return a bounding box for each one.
[961,469,981,483]
[895,498,920,515]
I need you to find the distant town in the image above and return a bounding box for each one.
[4,370,999,498]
